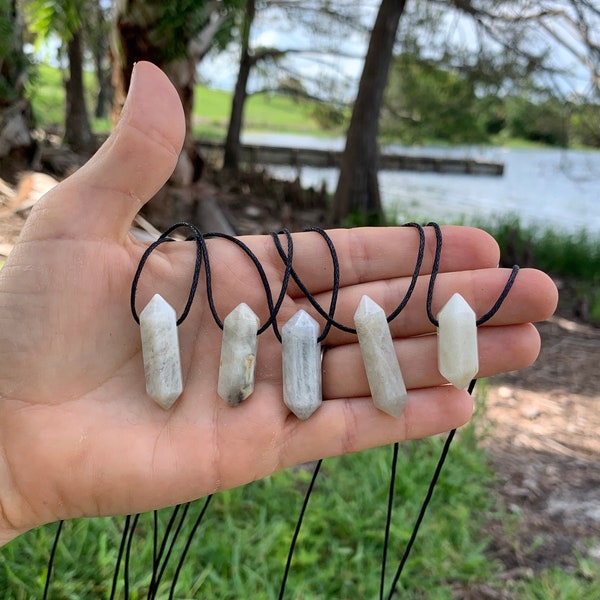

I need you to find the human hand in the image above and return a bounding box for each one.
[0,62,557,546]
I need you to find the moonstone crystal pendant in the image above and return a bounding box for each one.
[437,293,479,389]
[217,303,260,406]
[282,309,322,420]
[354,295,407,418]
[139,294,183,409]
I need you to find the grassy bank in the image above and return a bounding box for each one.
[27,63,337,140]
[470,214,600,324]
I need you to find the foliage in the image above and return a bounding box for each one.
[383,52,488,144]
[26,62,107,131]
[508,557,600,599]
[474,214,600,282]
[470,214,600,324]
[503,95,569,147]
[142,0,242,63]
[0,0,31,107]
[25,0,84,43]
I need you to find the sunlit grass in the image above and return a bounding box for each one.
[28,63,335,141]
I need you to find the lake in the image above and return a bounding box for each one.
[243,132,600,235]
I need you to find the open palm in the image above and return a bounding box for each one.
[0,62,557,546]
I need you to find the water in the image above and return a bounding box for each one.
[243,132,600,235]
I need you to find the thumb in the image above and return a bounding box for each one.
[24,61,185,242]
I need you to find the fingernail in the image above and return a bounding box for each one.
[120,62,138,120]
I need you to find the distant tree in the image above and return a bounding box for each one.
[223,0,256,170]
[87,0,112,119]
[570,102,600,147]
[382,52,486,144]
[332,0,404,225]
[0,0,36,181]
[27,0,94,154]
[222,0,361,171]
[0,0,29,107]
[505,95,569,146]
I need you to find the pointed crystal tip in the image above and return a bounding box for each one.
[139,293,183,409]
[218,302,260,407]
[437,293,478,390]
[282,309,322,420]
[354,294,407,418]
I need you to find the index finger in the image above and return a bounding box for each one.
[253,225,500,299]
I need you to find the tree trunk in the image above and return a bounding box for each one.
[89,2,112,120]
[332,0,407,225]
[0,0,37,181]
[64,29,93,155]
[112,2,206,187]
[223,0,255,170]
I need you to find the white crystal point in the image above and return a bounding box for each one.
[437,293,479,390]
[354,295,407,418]
[217,303,260,407]
[139,294,183,409]
[282,309,322,420]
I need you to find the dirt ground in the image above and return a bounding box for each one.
[2,178,599,595]
[482,313,600,588]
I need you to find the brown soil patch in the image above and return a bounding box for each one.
[481,314,600,590]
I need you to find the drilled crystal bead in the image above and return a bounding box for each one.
[282,309,322,420]
[139,294,183,409]
[354,295,407,418]
[217,303,260,406]
[437,293,479,389]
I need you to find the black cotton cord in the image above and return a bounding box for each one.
[42,520,63,600]
[385,427,458,600]
[425,222,444,327]
[278,459,322,600]
[130,222,204,326]
[168,495,213,600]
[385,251,520,597]
[307,228,340,342]
[271,225,426,337]
[272,228,341,342]
[147,510,159,598]
[110,515,132,600]
[202,231,291,339]
[386,223,426,323]
[380,443,399,600]
[148,502,192,600]
[272,228,355,334]
[476,265,520,326]
[123,513,141,599]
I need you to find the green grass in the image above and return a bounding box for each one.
[508,554,600,599]
[1,407,505,599]
[27,63,105,132]
[193,87,329,139]
[470,213,600,281]
[27,63,338,140]
[467,213,600,323]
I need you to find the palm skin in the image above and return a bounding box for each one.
[0,62,558,546]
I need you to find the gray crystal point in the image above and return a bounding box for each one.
[139,294,183,409]
[354,295,407,418]
[217,302,260,406]
[282,309,322,420]
[437,293,478,389]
